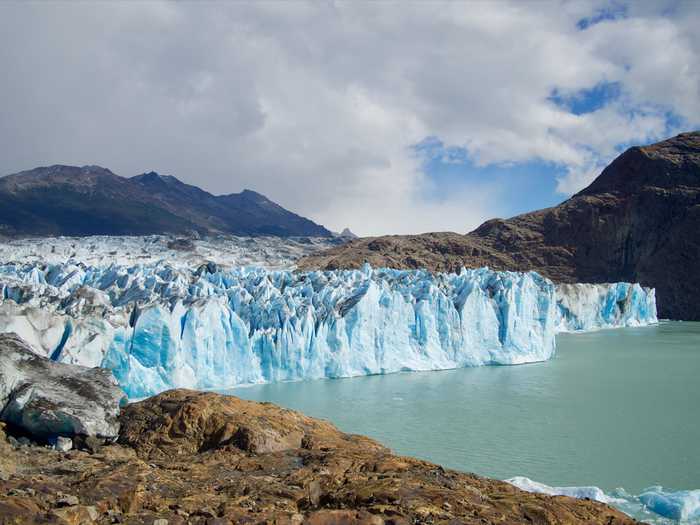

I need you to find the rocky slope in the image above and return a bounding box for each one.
[0,389,640,525]
[0,165,331,238]
[299,132,700,320]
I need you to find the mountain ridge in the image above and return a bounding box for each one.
[298,131,700,320]
[0,165,332,238]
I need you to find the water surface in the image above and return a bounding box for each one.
[226,322,700,495]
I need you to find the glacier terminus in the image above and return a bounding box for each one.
[0,241,657,398]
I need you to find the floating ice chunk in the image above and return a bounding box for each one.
[639,486,700,521]
[509,477,700,523]
[506,476,626,505]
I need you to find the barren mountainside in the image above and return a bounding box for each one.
[299,131,700,321]
[0,165,331,238]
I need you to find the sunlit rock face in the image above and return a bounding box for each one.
[0,262,656,398]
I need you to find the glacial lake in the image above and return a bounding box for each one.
[226,321,700,509]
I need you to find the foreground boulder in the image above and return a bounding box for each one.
[0,333,126,440]
[119,388,382,458]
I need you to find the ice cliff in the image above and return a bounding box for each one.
[0,262,657,398]
[508,477,700,524]
[557,283,657,332]
[556,282,657,332]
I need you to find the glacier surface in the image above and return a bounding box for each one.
[0,256,657,398]
[0,234,341,270]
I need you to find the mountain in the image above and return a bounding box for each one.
[331,227,358,239]
[299,131,700,320]
[0,165,331,238]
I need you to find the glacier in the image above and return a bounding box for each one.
[556,282,657,332]
[0,234,341,270]
[508,477,700,524]
[506,476,626,505]
[0,259,656,399]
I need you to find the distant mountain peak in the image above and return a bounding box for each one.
[332,228,358,239]
[132,171,167,184]
[80,164,114,173]
[239,188,266,198]
[132,171,183,184]
[579,131,700,197]
[138,170,163,178]
[0,165,332,238]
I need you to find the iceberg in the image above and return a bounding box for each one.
[639,487,700,522]
[0,262,656,398]
[506,476,625,505]
[508,477,700,524]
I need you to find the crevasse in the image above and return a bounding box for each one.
[0,263,657,398]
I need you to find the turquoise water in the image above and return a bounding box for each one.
[225,322,700,506]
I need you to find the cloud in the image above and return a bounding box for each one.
[0,1,698,235]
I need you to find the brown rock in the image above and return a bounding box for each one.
[0,496,42,524]
[56,493,80,507]
[51,505,98,524]
[118,389,378,458]
[304,510,384,525]
[79,435,104,454]
[0,423,17,481]
[306,479,322,507]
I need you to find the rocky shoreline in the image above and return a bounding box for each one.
[0,334,641,524]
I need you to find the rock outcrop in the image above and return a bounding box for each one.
[299,131,700,320]
[118,389,372,458]
[0,389,639,524]
[0,333,126,440]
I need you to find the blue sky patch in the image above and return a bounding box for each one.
[577,2,627,30]
[414,138,565,223]
[548,81,622,115]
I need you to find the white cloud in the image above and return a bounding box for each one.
[0,1,697,235]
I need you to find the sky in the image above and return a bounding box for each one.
[0,1,698,236]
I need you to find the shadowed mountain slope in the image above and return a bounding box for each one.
[0,165,331,238]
